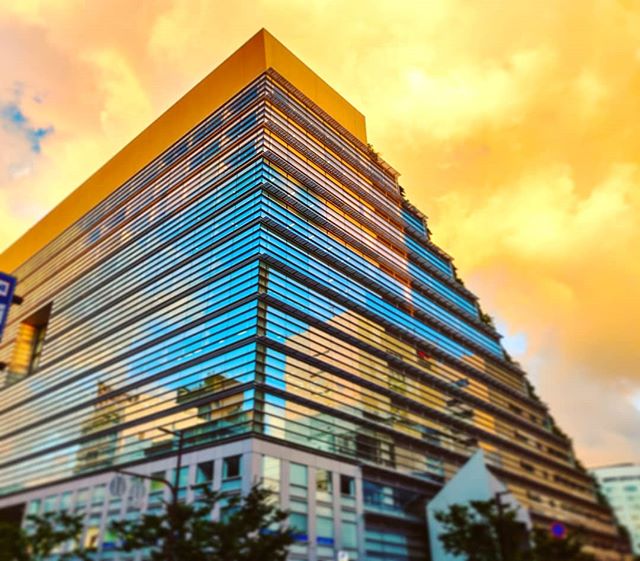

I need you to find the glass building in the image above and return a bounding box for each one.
[592,464,640,555]
[0,30,629,560]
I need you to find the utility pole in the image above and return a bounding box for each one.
[494,490,511,561]
[160,427,185,561]
[156,427,185,506]
[112,426,187,561]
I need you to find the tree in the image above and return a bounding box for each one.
[111,484,294,561]
[435,498,595,561]
[529,528,595,561]
[0,522,25,561]
[0,511,92,561]
[435,499,529,561]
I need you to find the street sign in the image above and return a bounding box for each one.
[0,273,17,342]
[129,478,146,501]
[109,475,127,497]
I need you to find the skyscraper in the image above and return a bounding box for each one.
[0,30,629,560]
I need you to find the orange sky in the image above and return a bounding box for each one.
[1,0,639,467]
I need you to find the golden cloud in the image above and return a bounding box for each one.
[1,0,639,466]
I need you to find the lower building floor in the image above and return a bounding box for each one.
[0,435,632,561]
[0,437,432,561]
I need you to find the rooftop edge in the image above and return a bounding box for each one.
[0,29,367,273]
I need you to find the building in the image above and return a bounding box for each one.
[0,29,629,561]
[592,464,640,555]
[427,450,533,561]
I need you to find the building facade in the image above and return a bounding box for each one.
[0,30,629,560]
[592,464,640,555]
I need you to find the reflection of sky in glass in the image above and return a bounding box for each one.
[1,237,262,431]
[261,164,482,319]
[8,154,267,383]
[12,83,262,298]
[263,235,483,361]
[0,74,510,498]
[0,82,267,492]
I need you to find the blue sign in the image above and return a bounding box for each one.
[550,521,567,539]
[0,273,16,342]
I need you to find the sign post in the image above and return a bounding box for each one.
[0,273,17,342]
[550,521,567,540]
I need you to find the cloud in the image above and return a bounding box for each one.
[1,0,639,468]
[1,100,53,154]
[432,162,638,266]
[80,47,153,137]
[0,84,53,190]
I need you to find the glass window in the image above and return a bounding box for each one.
[290,499,308,514]
[317,516,334,545]
[169,466,189,488]
[342,521,358,548]
[147,470,166,508]
[342,510,357,522]
[316,469,332,497]
[312,505,329,520]
[341,475,355,497]
[150,470,166,494]
[92,484,106,506]
[43,495,57,513]
[60,491,72,511]
[126,477,145,512]
[76,488,89,509]
[108,495,122,514]
[194,461,214,502]
[262,455,281,493]
[290,463,308,487]
[316,469,333,503]
[290,463,308,498]
[223,456,241,479]
[363,480,421,517]
[289,512,308,542]
[8,304,51,381]
[221,455,242,492]
[170,466,189,501]
[27,499,41,515]
[196,461,214,485]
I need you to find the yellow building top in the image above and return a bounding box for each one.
[0,29,367,273]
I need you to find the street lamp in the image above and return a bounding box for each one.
[112,427,186,505]
[158,426,186,507]
[110,426,187,561]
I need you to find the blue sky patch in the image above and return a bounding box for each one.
[1,97,54,154]
[495,317,528,357]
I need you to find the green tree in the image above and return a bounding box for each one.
[435,499,529,561]
[529,528,595,561]
[111,484,294,561]
[0,522,25,561]
[0,511,92,561]
[435,498,595,561]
